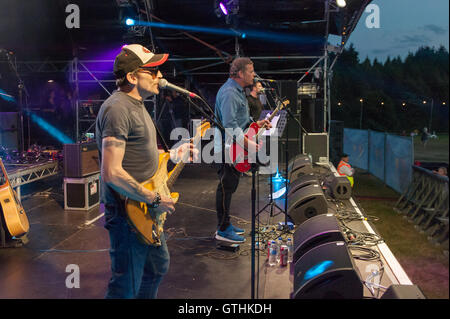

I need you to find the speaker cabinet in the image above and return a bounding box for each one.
[293,214,345,264]
[288,154,310,171]
[330,175,352,200]
[287,173,319,197]
[381,285,426,299]
[287,184,328,225]
[0,112,18,150]
[289,158,313,181]
[293,241,363,299]
[64,142,100,178]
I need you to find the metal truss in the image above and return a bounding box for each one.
[8,161,59,200]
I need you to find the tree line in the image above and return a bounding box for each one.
[330,44,449,133]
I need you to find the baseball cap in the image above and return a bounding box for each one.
[113,44,169,78]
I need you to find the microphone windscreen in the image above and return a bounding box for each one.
[158,78,168,88]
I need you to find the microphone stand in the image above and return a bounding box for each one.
[4,52,29,152]
[184,92,260,300]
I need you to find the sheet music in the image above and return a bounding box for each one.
[262,114,280,136]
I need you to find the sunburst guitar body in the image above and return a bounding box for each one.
[125,121,210,246]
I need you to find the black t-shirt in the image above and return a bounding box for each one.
[95,91,159,204]
[247,95,263,121]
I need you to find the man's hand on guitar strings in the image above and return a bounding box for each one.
[256,119,272,130]
[155,193,175,215]
[175,142,199,162]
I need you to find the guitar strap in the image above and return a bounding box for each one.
[153,119,170,153]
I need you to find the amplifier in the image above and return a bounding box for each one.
[0,112,18,150]
[293,241,363,299]
[64,173,100,211]
[303,133,328,163]
[64,142,100,178]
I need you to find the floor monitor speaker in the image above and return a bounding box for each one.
[293,214,345,264]
[330,175,352,200]
[287,173,319,197]
[287,184,327,225]
[293,241,363,299]
[289,159,313,181]
[288,154,310,171]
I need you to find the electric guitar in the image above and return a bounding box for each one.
[0,158,29,237]
[125,121,210,246]
[230,99,289,173]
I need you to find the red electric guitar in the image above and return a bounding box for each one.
[230,99,289,173]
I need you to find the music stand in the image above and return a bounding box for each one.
[256,109,288,220]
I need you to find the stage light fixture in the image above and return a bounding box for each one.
[336,0,346,8]
[214,0,239,19]
[219,2,228,15]
[125,18,135,26]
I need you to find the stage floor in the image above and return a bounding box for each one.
[0,163,412,299]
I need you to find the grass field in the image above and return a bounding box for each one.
[414,133,449,163]
[353,170,449,299]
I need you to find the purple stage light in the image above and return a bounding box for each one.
[219,2,228,15]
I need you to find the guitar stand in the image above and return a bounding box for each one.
[0,215,24,248]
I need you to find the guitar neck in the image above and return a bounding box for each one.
[0,159,11,188]
[255,104,282,139]
[166,131,203,188]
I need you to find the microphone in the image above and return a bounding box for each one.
[158,79,199,99]
[255,77,277,83]
[260,88,275,92]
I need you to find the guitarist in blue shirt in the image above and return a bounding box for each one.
[213,57,271,243]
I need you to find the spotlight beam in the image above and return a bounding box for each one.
[129,20,323,45]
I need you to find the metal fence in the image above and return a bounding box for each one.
[393,166,449,252]
[343,128,414,194]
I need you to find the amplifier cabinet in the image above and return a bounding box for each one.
[64,142,100,178]
[64,173,100,211]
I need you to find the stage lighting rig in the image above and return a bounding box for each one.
[214,0,240,24]
[336,0,346,8]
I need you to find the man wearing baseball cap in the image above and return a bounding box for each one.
[95,44,196,298]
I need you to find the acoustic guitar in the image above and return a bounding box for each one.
[125,121,210,246]
[0,158,29,237]
[230,99,289,173]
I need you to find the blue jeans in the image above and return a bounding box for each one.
[104,204,170,299]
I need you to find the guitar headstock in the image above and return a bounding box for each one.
[279,99,289,110]
[194,120,211,139]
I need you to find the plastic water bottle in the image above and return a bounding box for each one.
[286,238,293,263]
[276,237,283,263]
[268,240,278,266]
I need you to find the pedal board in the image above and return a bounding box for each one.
[215,240,240,252]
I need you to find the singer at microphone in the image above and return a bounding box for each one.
[247,80,265,121]
[254,76,277,83]
[158,79,199,99]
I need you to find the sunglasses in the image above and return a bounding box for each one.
[137,67,159,76]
